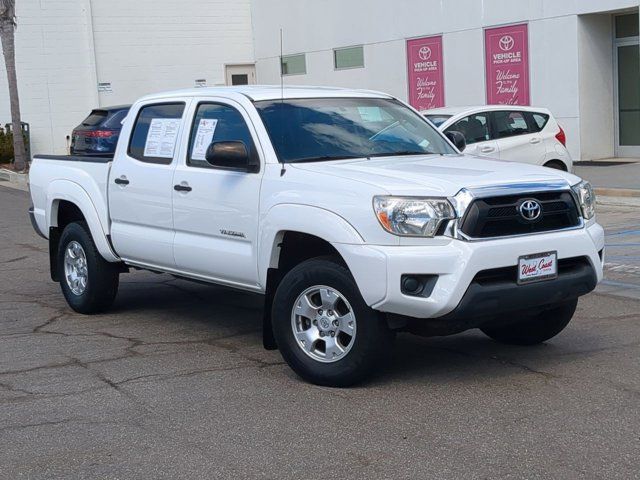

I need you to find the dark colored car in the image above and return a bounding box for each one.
[70,105,130,155]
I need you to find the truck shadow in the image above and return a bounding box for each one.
[108,271,600,386]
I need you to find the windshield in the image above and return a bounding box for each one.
[425,114,452,127]
[254,97,456,163]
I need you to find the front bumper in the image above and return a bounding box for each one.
[338,222,604,320]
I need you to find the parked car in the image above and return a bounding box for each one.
[424,106,572,171]
[29,86,603,387]
[70,105,130,155]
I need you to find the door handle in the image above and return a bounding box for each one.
[530,137,542,144]
[480,146,495,153]
[114,177,129,186]
[174,184,192,192]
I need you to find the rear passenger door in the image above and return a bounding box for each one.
[109,101,188,269]
[490,110,546,165]
[171,99,263,289]
[445,112,499,157]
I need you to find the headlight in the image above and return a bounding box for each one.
[373,196,455,237]
[571,181,596,220]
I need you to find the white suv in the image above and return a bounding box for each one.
[424,106,572,171]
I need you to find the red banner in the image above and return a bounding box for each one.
[406,36,445,111]
[485,24,530,105]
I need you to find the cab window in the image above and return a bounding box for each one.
[128,103,185,164]
[446,113,490,145]
[187,103,257,168]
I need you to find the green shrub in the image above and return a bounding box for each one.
[0,125,29,164]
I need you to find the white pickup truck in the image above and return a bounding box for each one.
[29,86,604,386]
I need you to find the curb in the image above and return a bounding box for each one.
[597,195,640,208]
[594,187,640,198]
[0,168,29,186]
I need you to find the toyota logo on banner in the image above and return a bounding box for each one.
[499,35,515,51]
[418,46,432,61]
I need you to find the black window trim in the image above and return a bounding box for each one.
[488,110,533,140]
[524,111,550,133]
[185,100,261,173]
[127,101,186,165]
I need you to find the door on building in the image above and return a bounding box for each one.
[225,64,256,86]
[614,13,640,157]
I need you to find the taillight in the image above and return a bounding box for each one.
[555,126,566,147]
[79,130,115,138]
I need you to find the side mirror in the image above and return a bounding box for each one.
[445,130,467,152]
[205,141,259,173]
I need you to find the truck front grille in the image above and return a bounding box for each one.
[459,191,581,239]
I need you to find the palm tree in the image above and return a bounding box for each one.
[0,0,27,171]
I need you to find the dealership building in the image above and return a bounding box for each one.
[1,0,639,161]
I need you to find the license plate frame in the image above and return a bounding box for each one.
[517,251,558,285]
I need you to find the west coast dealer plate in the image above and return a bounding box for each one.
[517,251,558,285]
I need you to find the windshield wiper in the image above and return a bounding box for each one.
[367,150,434,158]
[290,155,363,164]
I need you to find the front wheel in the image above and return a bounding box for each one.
[58,222,120,314]
[481,299,578,345]
[272,257,394,387]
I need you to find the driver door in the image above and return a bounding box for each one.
[171,98,264,289]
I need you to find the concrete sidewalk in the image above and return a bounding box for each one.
[574,158,640,198]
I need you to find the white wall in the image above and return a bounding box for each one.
[0,0,254,155]
[578,14,615,161]
[0,0,97,156]
[89,0,254,106]
[252,0,639,161]
[529,16,581,160]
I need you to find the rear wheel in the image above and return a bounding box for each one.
[58,222,119,314]
[272,257,394,387]
[543,160,567,171]
[481,300,578,345]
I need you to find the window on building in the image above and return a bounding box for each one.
[187,103,256,169]
[491,111,530,139]
[615,13,639,39]
[447,113,491,145]
[231,74,249,85]
[128,103,185,164]
[334,46,364,70]
[281,54,306,75]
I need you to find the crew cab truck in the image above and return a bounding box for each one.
[29,86,604,387]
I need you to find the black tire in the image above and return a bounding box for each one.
[481,299,578,345]
[58,221,119,314]
[272,257,394,387]
[544,160,567,171]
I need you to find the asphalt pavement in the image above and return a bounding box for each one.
[1,184,639,479]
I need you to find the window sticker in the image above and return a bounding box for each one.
[143,118,181,158]
[191,118,219,161]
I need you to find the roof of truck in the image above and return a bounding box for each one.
[137,85,394,103]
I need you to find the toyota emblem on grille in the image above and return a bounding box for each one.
[519,200,542,221]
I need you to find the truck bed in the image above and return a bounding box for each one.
[32,154,113,163]
[29,154,114,240]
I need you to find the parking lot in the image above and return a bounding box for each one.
[1,183,639,479]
